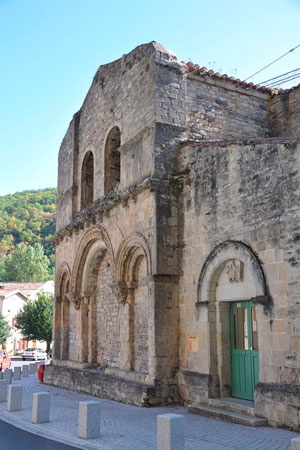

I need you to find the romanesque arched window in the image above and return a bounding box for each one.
[104,127,121,195]
[81,151,94,209]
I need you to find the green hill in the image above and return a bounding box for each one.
[0,188,56,268]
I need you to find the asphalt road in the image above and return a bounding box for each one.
[10,358,50,370]
[0,419,79,450]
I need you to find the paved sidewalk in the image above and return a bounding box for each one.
[0,372,298,450]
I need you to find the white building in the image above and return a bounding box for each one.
[0,281,54,354]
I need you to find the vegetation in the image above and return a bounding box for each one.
[0,188,56,280]
[0,314,11,346]
[1,243,53,282]
[15,293,53,353]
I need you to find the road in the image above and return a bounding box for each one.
[0,419,79,450]
[10,358,50,370]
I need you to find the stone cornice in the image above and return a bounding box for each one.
[52,177,171,247]
[180,136,300,149]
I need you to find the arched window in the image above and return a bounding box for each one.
[81,151,94,209]
[104,127,121,195]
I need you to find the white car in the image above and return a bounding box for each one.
[21,348,47,361]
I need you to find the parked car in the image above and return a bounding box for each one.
[21,348,47,361]
[0,350,11,371]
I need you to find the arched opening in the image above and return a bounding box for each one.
[54,265,71,361]
[81,151,94,209]
[197,241,269,400]
[71,226,116,366]
[116,234,152,374]
[104,127,121,195]
[61,278,70,360]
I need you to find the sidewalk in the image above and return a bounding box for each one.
[0,372,298,450]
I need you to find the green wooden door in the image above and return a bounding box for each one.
[230,301,259,400]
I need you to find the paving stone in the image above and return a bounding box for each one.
[0,376,297,449]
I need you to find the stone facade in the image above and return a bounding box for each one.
[45,42,300,429]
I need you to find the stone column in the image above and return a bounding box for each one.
[208,301,219,398]
[53,296,62,360]
[80,296,89,363]
[61,294,70,360]
[119,283,135,371]
[88,295,97,364]
[216,301,231,397]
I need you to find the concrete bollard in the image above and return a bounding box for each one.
[29,363,36,375]
[78,401,101,439]
[32,392,50,424]
[13,367,22,381]
[7,385,22,411]
[22,365,29,377]
[4,369,12,384]
[0,380,7,402]
[292,437,300,450]
[0,371,3,380]
[157,414,184,450]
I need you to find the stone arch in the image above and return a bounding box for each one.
[81,150,94,209]
[116,233,152,372]
[71,225,115,365]
[197,240,268,305]
[54,262,71,360]
[56,262,71,297]
[104,126,121,195]
[196,240,270,398]
[116,232,151,283]
[71,226,115,294]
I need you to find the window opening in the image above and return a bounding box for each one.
[104,127,120,195]
[81,151,94,209]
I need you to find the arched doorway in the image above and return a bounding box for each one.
[197,241,270,400]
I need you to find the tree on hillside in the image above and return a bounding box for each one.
[0,188,56,268]
[15,293,53,353]
[2,243,53,282]
[0,314,11,347]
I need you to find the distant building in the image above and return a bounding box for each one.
[0,281,54,353]
[46,42,300,430]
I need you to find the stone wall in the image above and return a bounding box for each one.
[270,85,300,137]
[176,138,300,426]
[51,41,300,427]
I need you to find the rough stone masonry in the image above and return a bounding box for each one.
[44,42,300,430]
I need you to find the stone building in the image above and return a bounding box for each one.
[0,281,54,353]
[45,42,300,430]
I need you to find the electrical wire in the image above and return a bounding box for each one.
[243,43,300,82]
[259,67,300,85]
[263,73,300,88]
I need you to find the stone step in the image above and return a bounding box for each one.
[188,403,268,427]
[208,397,256,416]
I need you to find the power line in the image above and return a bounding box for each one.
[263,73,300,88]
[243,43,300,82]
[259,67,300,85]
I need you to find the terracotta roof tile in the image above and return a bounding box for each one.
[181,61,285,95]
[0,282,47,298]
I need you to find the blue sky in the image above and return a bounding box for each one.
[1,0,300,196]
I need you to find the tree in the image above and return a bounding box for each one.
[2,243,52,282]
[15,293,53,353]
[0,314,11,347]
